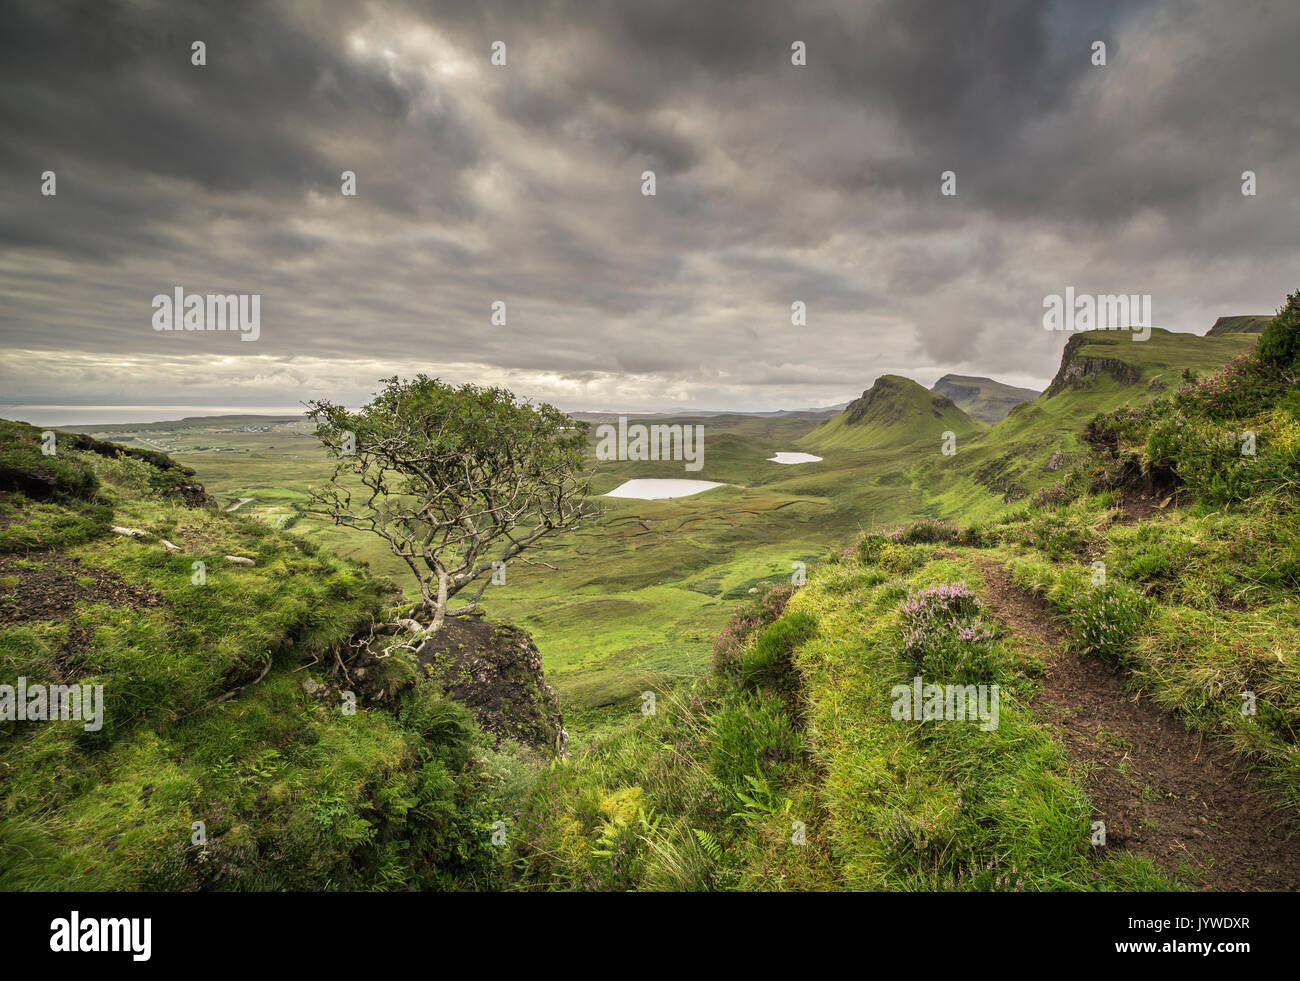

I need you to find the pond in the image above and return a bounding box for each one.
[604,479,728,500]
[767,452,823,464]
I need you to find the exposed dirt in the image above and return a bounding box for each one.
[975,556,1300,891]
[1111,489,1178,524]
[0,553,163,627]
[0,553,164,683]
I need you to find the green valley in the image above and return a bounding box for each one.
[51,325,1262,750]
[7,302,1297,892]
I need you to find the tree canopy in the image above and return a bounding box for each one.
[306,375,598,631]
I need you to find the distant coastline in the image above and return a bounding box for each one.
[4,405,309,428]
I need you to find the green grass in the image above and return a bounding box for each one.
[507,547,1176,891]
[33,316,1291,891]
[71,327,1251,747]
[1007,498,1300,808]
[137,411,936,742]
[0,425,534,891]
[787,548,1175,890]
[800,374,986,451]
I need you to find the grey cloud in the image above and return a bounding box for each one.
[1,0,1297,410]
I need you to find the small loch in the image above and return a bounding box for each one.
[604,479,728,500]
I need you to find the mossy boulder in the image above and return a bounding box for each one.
[415,615,567,755]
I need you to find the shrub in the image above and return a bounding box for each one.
[398,686,482,769]
[896,518,962,544]
[0,421,99,501]
[897,581,997,681]
[1146,412,1300,507]
[586,787,657,891]
[707,691,803,790]
[1111,527,1195,590]
[859,535,886,564]
[85,452,167,500]
[878,542,922,573]
[1066,582,1149,665]
[1009,508,1093,559]
[859,520,987,563]
[1170,353,1281,421]
[955,523,992,547]
[1254,287,1300,376]
[877,518,962,545]
[740,610,817,690]
[711,584,794,681]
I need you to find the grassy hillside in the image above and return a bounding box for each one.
[506,293,1300,890]
[0,419,537,891]
[26,305,1292,891]
[59,328,1258,751]
[1206,315,1272,335]
[932,374,1040,424]
[78,410,939,747]
[508,550,1177,891]
[800,374,986,451]
[913,328,1258,520]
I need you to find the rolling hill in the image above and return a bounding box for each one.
[1206,315,1273,335]
[799,374,986,451]
[0,418,549,890]
[505,291,1300,892]
[931,374,1040,424]
[14,301,1293,893]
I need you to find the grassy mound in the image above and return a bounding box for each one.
[0,421,538,890]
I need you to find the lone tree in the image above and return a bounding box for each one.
[306,375,598,632]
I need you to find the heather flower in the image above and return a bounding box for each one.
[711,583,793,680]
[896,581,997,680]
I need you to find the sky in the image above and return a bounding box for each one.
[2,0,1297,416]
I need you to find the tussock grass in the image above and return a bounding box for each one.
[0,429,532,891]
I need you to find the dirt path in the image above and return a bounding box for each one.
[974,557,1300,891]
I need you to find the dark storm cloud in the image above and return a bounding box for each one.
[1,0,1297,412]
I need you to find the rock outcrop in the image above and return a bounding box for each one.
[1043,333,1144,398]
[415,615,567,755]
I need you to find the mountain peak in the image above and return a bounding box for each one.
[801,374,983,450]
[843,374,955,425]
[931,374,1040,424]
